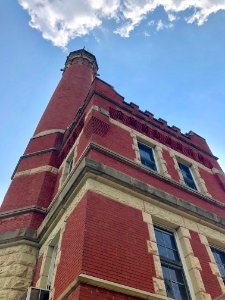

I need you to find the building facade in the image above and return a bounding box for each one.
[0,49,225,300]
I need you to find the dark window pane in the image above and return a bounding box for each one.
[178,162,197,190]
[169,268,185,284]
[173,283,188,300]
[211,247,225,281]
[138,143,157,171]
[162,266,174,298]
[155,229,164,246]
[167,248,180,262]
[158,245,168,259]
[163,232,177,250]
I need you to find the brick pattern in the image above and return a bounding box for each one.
[53,197,88,300]
[190,231,223,299]
[82,192,155,293]
[0,212,44,232]
[68,283,142,300]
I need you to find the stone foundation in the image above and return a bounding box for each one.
[0,244,38,300]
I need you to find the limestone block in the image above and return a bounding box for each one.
[179,237,193,257]
[0,253,36,268]
[185,254,202,271]
[183,219,199,232]
[195,292,212,300]
[7,290,24,300]
[144,203,184,227]
[198,225,224,243]
[153,277,167,296]
[177,227,191,239]
[206,246,216,263]
[209,262,220,277]
[217,277,225,294]
[0,264,28,278]
[2,276,31,289]
[147,224,156,242]
[147,241,158,255]
[199,234,209,246]
[153,255,163,279]
[189,269,205,294]
[142,212,153,224]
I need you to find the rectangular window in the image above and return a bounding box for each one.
[67,158,73,175]
[138,142,157,171]
[154,226,191,300]
[46,243,58,290]
[211,247,225,284]
[178,162,197,190]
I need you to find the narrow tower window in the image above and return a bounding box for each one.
[138,142,157,171]
[178,162,197,190]
[154,226,190,300]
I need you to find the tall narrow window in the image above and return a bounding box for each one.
[154,227,190,300]
[178,162,197,190]
[138,142,157,171]
[211,247,225,284]
[67,158,73,175]
[46,243,58,290]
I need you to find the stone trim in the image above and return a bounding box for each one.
[13,165,58,179]
[199,234,225,295]
[0,206,47,219]
[142,212,167,297]
[177,227,211,300]
[170,151,211,197]
[38,157,225,244]
[56,273,171,300]
[12,148,59,179]
[32,129,65,139]
[80,143,224,208]
[0,228,38,247]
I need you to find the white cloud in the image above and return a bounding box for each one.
[18,0,225,47]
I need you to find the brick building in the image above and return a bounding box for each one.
[0,49,225,300]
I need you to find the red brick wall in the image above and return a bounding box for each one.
[190,231,222,299]
[24,133,63,155]
[82,192,155,293]
[162,149,180,181]
[16,152,59,172]
[68,284,142,300]
[53,196,88,300]
[0,212,44,232]
[199,168,225,202]
[1,172,57,211]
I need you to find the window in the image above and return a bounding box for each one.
[211,247,225,284]
[178,162,197,190]
[154,227,190,300]
[138,142,157,171]
[67,158,73,175]
[46,243,58,290]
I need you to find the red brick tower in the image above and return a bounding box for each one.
[1,49,225,300]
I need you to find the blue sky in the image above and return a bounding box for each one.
[1,1,225,203]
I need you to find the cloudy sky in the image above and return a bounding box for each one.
[1,1,225,203]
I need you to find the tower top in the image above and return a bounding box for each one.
[64,49,98,76]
